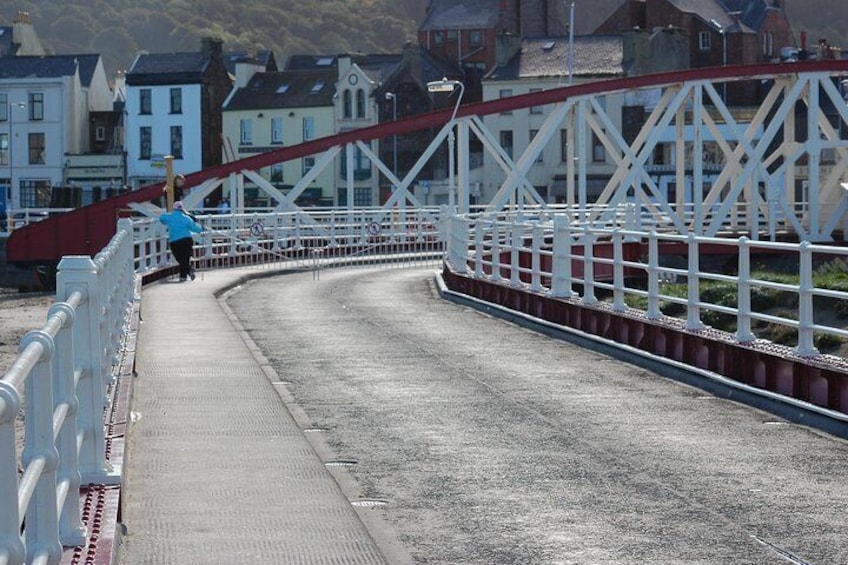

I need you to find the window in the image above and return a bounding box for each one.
[354,186,372,206]
[469,30,482,47]
[19,179,51,207]
[560,129,569,162]
[240,119,252,144]
[139,89,152,115]
[95,126,106,141]
[434,31,444,45]
[356,90,366,118]
[529,88,543,114]
[699,31,711,51]
[343,90,352,118]
[0,94,7,121]
[28,132,45,164]
[28,93,43,120]
[499,89,513,114]
[340,144,372,179]
[170,88,182,114]
[500,130,513,159]
[269,163,284,184]
[139,126,151,159]
[530,129,542,163]
[170,126,183,158]
[446,30,458,42]
[302,156,315,175]
[763,32,774,57]
[592,132,606,163]
[303,116,315,140]
[271,117,283,144]
[0,133,7,165]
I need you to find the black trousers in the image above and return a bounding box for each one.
[169,237,194,278]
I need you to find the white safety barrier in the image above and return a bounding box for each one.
[0,219,136,565]
[447,211,848,358]
[132,207,448,276]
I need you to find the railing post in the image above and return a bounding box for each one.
[685,233,706,331]
[474,219,484,279]
[646,231,662,319]
[735,237,755,343]
[551,216,575,298]
[490,218,502,283]
[612,229,626,311]
[448,215,468,273]
[48,302,87,547]
[20,330,63,565]
[530,223,544,292]
[0,380,26,565]
[56,257,119,485]
[510,222,522,287]
[581,231,597,305]
[795,241,819,357]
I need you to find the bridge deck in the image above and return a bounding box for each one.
[118,267,388,565]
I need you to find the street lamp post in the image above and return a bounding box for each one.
[568,1,575,85]
[426,78,465,209]
[710,18,728,102]
[385,92,398,186]
[8,100,25,212]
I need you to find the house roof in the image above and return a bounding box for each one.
[223,68,337,111]
[126,52,210,85]
[0,27,14,56]
[721,0,776,31]
[223,50,277,74]
[668,0,754,33]
[0,55,82,80]
[419,0,501,31]
[485,36,624,81]
[65,54,101,87]
[284,54,340,70]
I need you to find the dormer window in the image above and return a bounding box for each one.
[276,84,290,94]
[311,82,324,94]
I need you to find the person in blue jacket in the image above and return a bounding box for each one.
[159,201,204,281]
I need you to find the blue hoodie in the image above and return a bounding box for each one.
[159,210,204,242]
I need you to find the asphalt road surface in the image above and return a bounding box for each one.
[227,266,848,565]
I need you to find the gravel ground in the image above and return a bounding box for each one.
[0,286,56,462]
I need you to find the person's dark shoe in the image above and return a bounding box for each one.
[189,268,196,281]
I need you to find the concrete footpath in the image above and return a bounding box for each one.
[117,267,392,565]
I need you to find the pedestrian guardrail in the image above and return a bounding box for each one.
[446,212,848,358]
[0,219,136,565]
[131,207,448,276]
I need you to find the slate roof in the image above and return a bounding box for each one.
[485,36,624,81]
[0,27,13,56]
[0,55,81,80]
[223,68,337,111]
[126,52,209,85]
[668,0,754,33]
[223,50,277,74]
[67,54,100,87]
[284,54,340,71]
[419,0,501,31]
[720,0,773,30]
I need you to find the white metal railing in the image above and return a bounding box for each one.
[132,207,448,277]
[0,208,448,564]
[0,219,136,565]
[448,211,848,358]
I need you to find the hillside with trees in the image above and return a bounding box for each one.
[0,0,842,78]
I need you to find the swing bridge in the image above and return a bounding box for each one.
[3,59,848,564]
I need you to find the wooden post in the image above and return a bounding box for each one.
[164,155,175,210]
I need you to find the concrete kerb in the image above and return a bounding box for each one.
[433,272,848,441]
